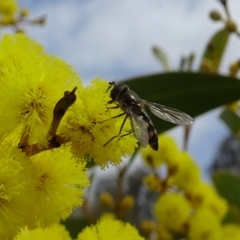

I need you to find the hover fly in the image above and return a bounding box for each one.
[103,81,194,150]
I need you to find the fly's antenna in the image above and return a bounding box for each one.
[107,81,116,92]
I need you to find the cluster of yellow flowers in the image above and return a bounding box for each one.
[13,215,144,240]
[0,0,18,23]
[3,1,240,240]
[0,33,138,239]
[141,134,240,240]
[0,0,45,32]
[2,26,239,240]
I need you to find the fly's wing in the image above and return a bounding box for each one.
[141,100,194,125]
[127,108,149,147]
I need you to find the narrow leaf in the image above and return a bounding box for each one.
[152,45,170,71]
[200,28,229,70]
[212,170,240,209]
[220,109,240,133]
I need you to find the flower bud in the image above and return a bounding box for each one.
[225,20,237,33]
[99,192,115,210]
[120,195,135,212]
[209,10,222,21]
[229,62,239,77]
[20,8,30,18]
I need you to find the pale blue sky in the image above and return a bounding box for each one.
[16,0,240,178]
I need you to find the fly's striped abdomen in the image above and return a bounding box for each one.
[139,111,158,150]
[147,124,158,150]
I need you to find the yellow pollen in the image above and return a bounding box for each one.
[0,183,11,202]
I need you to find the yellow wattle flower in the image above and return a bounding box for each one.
[143,173,162,192]
[141,134,179,168]
[77,214,144,240]
[186,181,228,219]
[0,145,36,240]
[14,224,71,240]
[168,151,201,189]
[0,0,18,17]
[60,79,137,167]
[188,208,222,240]
[26,148,89,228]
[154,192,191,233]
[0,34,82,149]
[0,34,44,64]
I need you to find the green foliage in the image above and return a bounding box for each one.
[212,171,240,224]
[220,109,240,133]
[201,28,229,70]
[212,171,240,209]
[152,45,170,71]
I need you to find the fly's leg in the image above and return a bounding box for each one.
[102,103,119,114]
[103,115,129,146]
[99,112,126,123]
[107,105,119,110]
[118,130,133,141]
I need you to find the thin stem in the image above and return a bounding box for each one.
[82,198,95,224]
[183,125,192,151]
[21,135,71,156]
[219,0,231,19]
[114,146,140,219]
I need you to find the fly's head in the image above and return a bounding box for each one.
[108,81,129,102]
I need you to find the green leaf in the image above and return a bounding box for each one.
[187,53,195,71]
[220,109,240,133]
[62,217,89,239]
[223,205,240,224]
[201,28,229,70]
[121,72,240,133]
[152,45,170,71]
[212,170,240,209]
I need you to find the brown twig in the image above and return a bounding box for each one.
[82,198,95,224]
[48,87,77,138]
[183,125,192,151]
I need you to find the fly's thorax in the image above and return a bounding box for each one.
[118,91,142,113]
[119,89,141,105]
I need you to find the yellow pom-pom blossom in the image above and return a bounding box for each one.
[0,34,82,149]
[141,134,179,168]
[186,181,228,219]
[27,148,89,228]
[0,0,18,17]
[188,208,222,240]
[222,224,240,240]
[0,145,36,240]
[119,194,135,215]
[99,191,115,209]
[141,221,172,240]
[143,174,162,192]
[14,224,71,240]
[168,151,201,189]
[0,34,44,65]
[77,215,144,240]
[60,79,137,167]
[154,192,191,232]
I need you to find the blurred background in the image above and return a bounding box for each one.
[14,0,240,179]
